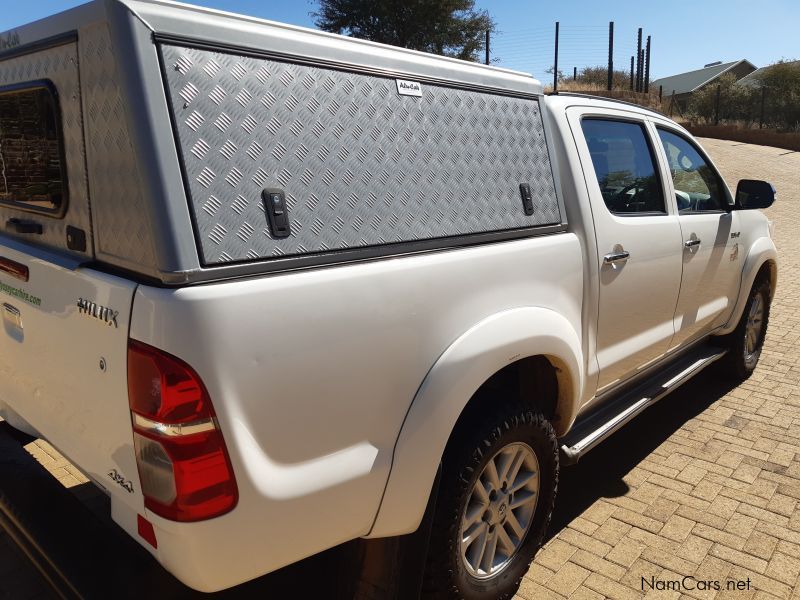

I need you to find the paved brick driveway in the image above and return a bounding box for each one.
[1,138,798,599]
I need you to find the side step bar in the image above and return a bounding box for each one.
[560,345,727,466]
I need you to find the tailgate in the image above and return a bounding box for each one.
[0,237,143,512]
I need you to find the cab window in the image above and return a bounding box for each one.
[656,128,728,213]
[580,118,665,215]
[0,84,67,215]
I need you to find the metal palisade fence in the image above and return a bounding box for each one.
[489,22,656,97]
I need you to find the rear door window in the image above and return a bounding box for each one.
[0,83,67,215]
[580,118,666,215]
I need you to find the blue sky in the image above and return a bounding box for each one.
[1,1,798,81]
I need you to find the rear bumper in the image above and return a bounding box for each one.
[0,422,437,598]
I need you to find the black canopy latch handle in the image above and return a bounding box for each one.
[6,218,43,235]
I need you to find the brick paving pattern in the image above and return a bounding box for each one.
[0,138,797,598]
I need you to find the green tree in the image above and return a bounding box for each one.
[756,60,800,130]
[688,73,758,125]
[573,66,635,89]
[544,65,565,83]
[312,0,495,62]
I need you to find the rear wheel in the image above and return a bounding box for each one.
[422,406,558,600]
[719,277,771,380]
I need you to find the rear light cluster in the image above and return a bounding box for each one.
[128,340,238,522]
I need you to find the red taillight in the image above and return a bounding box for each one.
[128,340,213,423]
[128,340,238,522]
[0,256,29,282]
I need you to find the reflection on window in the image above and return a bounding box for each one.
[581,119,665,215]
[0,85,66,214]
[657,129,727,213]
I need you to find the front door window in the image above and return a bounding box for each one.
[656,128,729,213]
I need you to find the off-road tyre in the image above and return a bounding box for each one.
[718,276,771,380]
[422,406,558,600]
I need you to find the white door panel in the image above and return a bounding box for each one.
[594,214,683,389]
[651,125,743,347]
[568,108,683,391]
[671,213,741,346]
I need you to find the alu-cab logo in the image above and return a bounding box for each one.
[396,79,423,97]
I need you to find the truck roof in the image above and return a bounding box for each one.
[0,0,543,97]
[544,91,675,121]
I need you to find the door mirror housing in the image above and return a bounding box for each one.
[735,179,776,210]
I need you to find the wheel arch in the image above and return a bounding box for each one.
[368,306,583,538]
[717,237,777,336]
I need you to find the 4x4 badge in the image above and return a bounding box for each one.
[108,469,134,493]
[77,298,119,328]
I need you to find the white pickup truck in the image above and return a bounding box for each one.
[0,1,777,598]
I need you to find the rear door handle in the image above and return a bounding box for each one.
[684,239,701,248]
[603,250,630,264]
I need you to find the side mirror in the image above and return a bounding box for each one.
[736,179,776,210]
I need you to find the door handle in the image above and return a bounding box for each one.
[603,250,630,264]
[6,218,42,235]
[684,239,701,248]
[3,303,22,329]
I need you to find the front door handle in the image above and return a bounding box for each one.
[603,250,630,264]
[684,238,701,248]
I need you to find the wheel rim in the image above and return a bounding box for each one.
[744,292,765,369]
[458,441,540,580]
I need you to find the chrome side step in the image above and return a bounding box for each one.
[559,345,727,465]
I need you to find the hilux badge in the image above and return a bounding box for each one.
[77,298,119,328]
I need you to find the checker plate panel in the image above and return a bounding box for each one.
[161,45,561,265]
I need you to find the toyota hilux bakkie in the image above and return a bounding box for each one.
[0,1,777,598]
